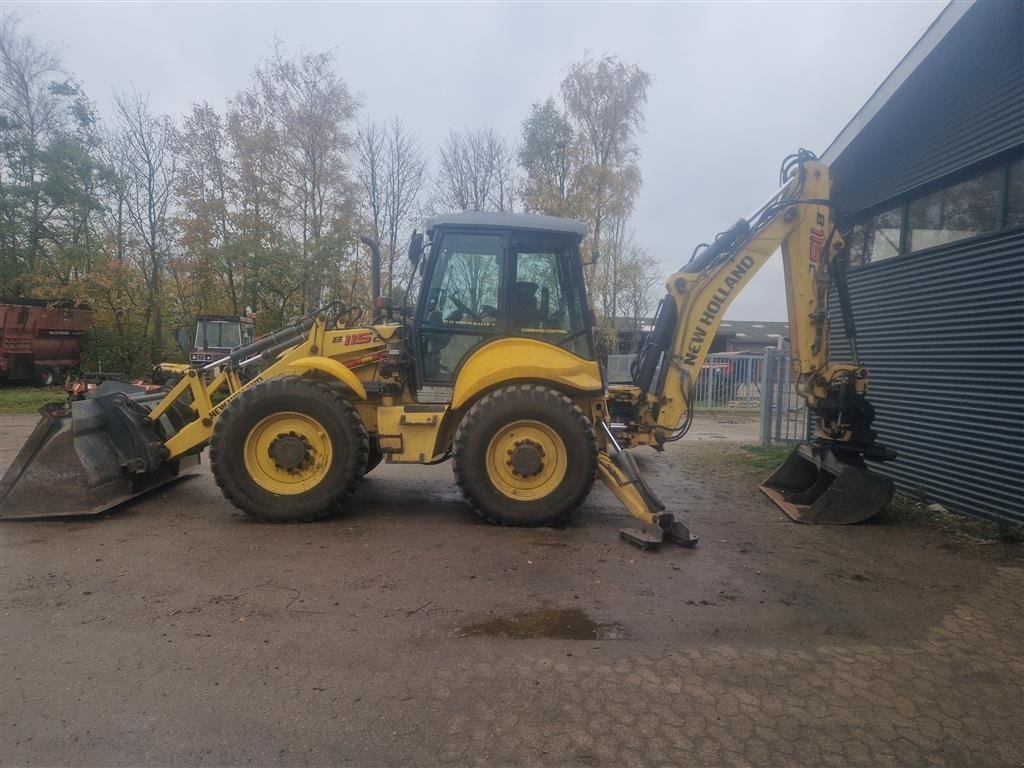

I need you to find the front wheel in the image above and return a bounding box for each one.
[452,384,597,526]
[210,377,368,522]
[364,435,384,475]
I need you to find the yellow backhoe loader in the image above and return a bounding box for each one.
[0,151,896,548]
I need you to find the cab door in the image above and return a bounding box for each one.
[507,231,594,360]
[413,231,506,388]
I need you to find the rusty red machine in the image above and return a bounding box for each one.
[0,300,92,386]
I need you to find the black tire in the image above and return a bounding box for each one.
[453,384,597,526]
[39,367,56,387]
[365,435,384,475]
[210,376,368,522]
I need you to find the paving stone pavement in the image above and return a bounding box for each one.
[419,566,1022,766]
[1,432,1021,766]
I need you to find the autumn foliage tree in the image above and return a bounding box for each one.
[1,18,661,373]
[519,53,655,352]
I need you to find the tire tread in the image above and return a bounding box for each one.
[452,384,597,526]
[210,376,367,523]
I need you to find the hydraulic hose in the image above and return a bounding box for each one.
[225,316,317,366]
[683,219,750,273]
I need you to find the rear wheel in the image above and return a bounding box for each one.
[210,376,367,522]
[453,384,597,526]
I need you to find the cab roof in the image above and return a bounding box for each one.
[425,212,588,238]
[197,314,253,323]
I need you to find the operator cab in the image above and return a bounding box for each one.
[191,315,255,365]
[411,213,594,393]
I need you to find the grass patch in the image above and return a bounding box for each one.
[688,442,1023,547]
[881,494,1024,545]
[0,386,67,414]
[736,443,792,472]
[697,407,761,418]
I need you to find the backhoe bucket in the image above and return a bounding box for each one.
[0,384,198,520]
[760,443,894,525]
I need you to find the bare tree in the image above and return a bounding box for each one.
[356,117,426,304]
[1,16,100,289]
[113,88,176,362]
[617,245,660,336]
[172,102,240,318]
[254,44,359,312]
[355,118,386,302]
[586,214,660,352]
[383,119,426,297]
[433,127,517,213]
[561,53,650,260]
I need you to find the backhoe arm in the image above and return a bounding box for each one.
[606,152,895,542]
[630,155,875,449]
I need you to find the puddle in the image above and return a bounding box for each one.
[460,607,624,640]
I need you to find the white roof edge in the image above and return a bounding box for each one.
[425,211,588,237]
[821,0,974,165]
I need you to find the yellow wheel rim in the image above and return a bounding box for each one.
[485,419,567,501]
[243,411,334,495]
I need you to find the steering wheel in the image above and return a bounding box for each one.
[448,292,479,319]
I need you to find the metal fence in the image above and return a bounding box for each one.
[606,352,764,403]
[759,347,811,446]
[692,353,763,407]
[605,349,807,446]
[605,354,636,385]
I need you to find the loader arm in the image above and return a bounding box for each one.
[0,308,383,520]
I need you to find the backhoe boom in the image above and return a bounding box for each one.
[613,152,895,529]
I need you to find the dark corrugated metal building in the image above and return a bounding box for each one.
[822,0,1023,524]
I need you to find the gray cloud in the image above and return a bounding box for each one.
[10,0,944,320]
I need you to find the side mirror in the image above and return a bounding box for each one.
[174,327,189,354]
[584,248,600,266]
[408,231,423,267]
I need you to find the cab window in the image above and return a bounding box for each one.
[420,233,503,382]
[195,320,242,349]
[511,234,592,359]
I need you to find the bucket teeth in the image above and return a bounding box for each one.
[0,388,198,520]
[760,443,894,525]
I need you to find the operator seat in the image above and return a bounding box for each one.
[513,281,541,329]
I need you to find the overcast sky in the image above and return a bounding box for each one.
[9,1,945,320]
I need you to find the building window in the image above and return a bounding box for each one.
[1006,157,1024,228]
[907,166,1003,252]
[865,207,902,263]
[849,155,1022,268]
[847,207,901,266]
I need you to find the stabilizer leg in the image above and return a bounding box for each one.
[597,450,698,551]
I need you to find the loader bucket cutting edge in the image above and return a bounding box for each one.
[0,393,198,521]
[759,443,894,525]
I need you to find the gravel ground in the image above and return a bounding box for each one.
[1,411,1021,767]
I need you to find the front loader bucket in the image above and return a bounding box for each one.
[760,443,894,525]
[0,385,198,520]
